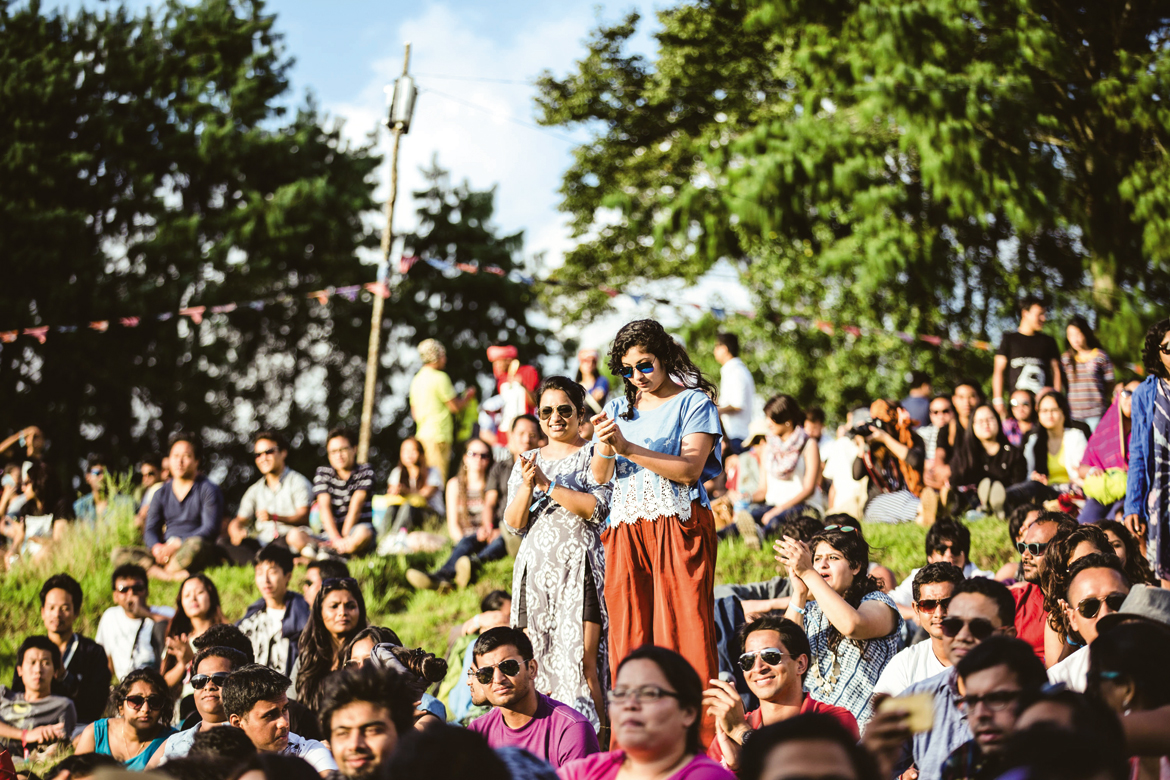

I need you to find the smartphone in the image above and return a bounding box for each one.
[877,691,934,734]
[1,474,13,489]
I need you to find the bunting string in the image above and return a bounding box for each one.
[0,255,1146,376]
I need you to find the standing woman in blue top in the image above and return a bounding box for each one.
[1124,318,1170,588]
[590,319,723,747]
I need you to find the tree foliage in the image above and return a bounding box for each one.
[0,0,542,496]
[536,0,1170,417]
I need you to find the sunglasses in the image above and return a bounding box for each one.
[1073,593,1127,619]
[190,672,231,690]
[125,694,166,711]
[538,404,576,421]
[88,467,104,477]
[1015,541,1050,557]
[823,524,856,533]
[1010,399,1032,407]
[930,408,953,415]
[940,616,996,640]
[1159,343,1170,355]
[472,658,523,684]
[607,685,680,704]
[738,647,786,671]
[466,451,492,460]
[916,597,952,613]
[1120,389,1133,398]
[954,689,1021,713]
[619,361,656,379]
[254,447,279,459]
[117,584,146,595]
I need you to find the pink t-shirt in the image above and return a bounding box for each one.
[558,751,735,780]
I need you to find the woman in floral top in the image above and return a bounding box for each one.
[776,520,903,729]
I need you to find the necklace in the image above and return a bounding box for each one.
[117,720,152,761]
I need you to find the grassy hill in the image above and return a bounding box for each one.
[0,507,1015,673]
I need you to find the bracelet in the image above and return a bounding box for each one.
[793,606,807,616]
[596,452,616,459]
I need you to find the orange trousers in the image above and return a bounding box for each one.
[602,502,718,748]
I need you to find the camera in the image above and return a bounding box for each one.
[847,418,886,439]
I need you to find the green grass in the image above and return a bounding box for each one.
[0,508,1015,674]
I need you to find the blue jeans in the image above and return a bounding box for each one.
[434,533,508,581]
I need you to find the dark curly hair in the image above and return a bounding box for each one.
[807,523,883,658]
[535,376,588,423]
[1042,524,1110,641]
[1142,318,1170,379]
[606,319,718,421]
[108,667,173,726]
[296,577,368,712]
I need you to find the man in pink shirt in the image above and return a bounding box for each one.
[467,627,598,768]
[702,615,858,772]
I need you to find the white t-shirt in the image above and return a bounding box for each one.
[94,606,169,680]
[1047,645,1089,692]
[872,639,949,697]
[719,357,755,441]
[284,732,339,772]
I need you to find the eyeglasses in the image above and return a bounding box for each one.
[1010,399,1032,407]
[141,470,158,478]
[466,451,492,460]
[1074,593,1127,619]
[607,685,680,704]
[1120,389,1133,398]
[738,647,786,671]
[190,673,231,690]
[254,448,279,459]
[1015,541,1050,557]
[930,408,953,416]
[472,658,523,684]
[955,689,1021,714]
[538,404,576,421]
[940,616,996,640]
[823,524,856,533]
[327,446,353,455]
[618,361,656,379]
[916,597,952,613]
[116,583,146,595]
[124,694,166,711]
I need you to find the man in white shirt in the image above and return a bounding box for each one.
[223,664,338,776]
[872,562,965,704]
[714,333,755,453]
[1047,553,1130,691]
[226,431,312,551]
[889,521,996,622]
[94,564,173,680]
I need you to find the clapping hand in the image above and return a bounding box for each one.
[591,412,629,456]
[774,535,813,579]
[519,455,551,493]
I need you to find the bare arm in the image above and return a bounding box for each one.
[341,489,368,537]
[777,538,897,640]
[765,440,821,517]
[73,721,97,754]
[1050,358,1063,392]
[445,479,464,542]
[316,494,341,541]
[594,413,715,485]
[992,354,1008,408]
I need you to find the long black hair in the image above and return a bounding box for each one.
[295,577,368,711]
[606,319,718,421]
[808,523,882,658]
[1141,318,1170,380]
[948,403,1008,482]
[167,573,225,639]
[1064,315,1102,376]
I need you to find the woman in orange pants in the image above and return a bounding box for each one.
[591,319,724,747]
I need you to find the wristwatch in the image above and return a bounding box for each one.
[737,727,755,746]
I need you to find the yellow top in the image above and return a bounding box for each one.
[1048,440,1070,485]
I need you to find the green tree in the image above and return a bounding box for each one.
[536,0,1170,417]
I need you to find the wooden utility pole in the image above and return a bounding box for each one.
[357,43,413,463]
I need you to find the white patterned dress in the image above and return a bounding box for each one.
[505,444,612,729]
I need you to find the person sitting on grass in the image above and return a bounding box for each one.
[300,558,350,609]
[467,626,598,769]
[872,562,966,703]
[0,637,76,756]
[237,545,311,680]
[739,713,881,780]
[222,664,338,776]
[435,589,512,725]
[94,564,172,681]
[161,573,229,693]
[225,431,313,559]
[9,573,110,726]
[702,616,858,773]
[288,428,375,559]
[75,667,176,770]
[293,577,367,713]
[73,453,134,525]
[149,646,249,766]
[1046,552,1129,692]
[319,664,418,780]
[136,432,224,581]
[889,521,995,624]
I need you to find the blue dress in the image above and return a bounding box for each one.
[94,718,176,770]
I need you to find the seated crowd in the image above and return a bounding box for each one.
[0,308,1167,780]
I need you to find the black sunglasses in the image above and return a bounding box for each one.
[1159,343,1170,355]
[190,672,231,690]
[940,616,996,640]
[619,361,655,379]
[1074,593,1127,619]
[538,404,576,421]
[472,658,523,684]
[738,647,786,671]
[125,694,166,711]
[117,583,146,595]
[254,447,279,459]
[916,597,952,613]
[1015,541,1050,557]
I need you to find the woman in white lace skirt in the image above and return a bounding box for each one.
[504,376,612,735]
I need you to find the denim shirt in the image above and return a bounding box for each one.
[1124,375,1159,519]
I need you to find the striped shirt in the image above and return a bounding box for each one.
[1061,349,1114,421]
[312,464,375,527]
